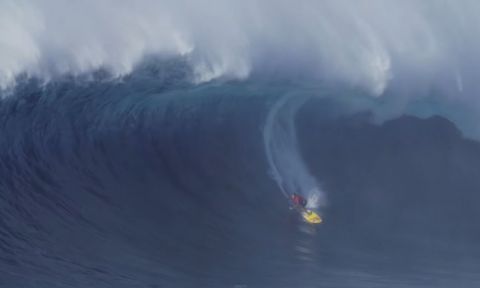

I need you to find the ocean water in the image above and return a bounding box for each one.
[2,1,480,287]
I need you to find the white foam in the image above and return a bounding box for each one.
[1,0,480,99]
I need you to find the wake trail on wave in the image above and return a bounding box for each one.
[263,95,326,210]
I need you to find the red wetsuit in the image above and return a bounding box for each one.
[291,194,307,207]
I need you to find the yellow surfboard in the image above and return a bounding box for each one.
[302,210,322,224]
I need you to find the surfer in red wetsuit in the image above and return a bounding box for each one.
[291,193,307,208]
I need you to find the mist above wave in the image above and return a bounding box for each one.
[1,0,479,98]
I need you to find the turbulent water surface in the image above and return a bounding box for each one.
[2,1,480,287]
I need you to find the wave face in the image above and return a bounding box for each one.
[1,68,480,287]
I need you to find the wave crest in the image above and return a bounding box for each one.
[2,0,480,100]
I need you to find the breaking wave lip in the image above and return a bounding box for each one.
[3,0,480,103]
[4,0,480,141]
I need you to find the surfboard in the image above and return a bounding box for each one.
[301,209,322,224]
[291,204,322,224]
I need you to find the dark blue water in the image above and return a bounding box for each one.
[1,69,480,287]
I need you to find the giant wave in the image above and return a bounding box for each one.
[2,1,480,287]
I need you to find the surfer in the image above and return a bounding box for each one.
[290,193,322,224]
[291,193,307,208]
